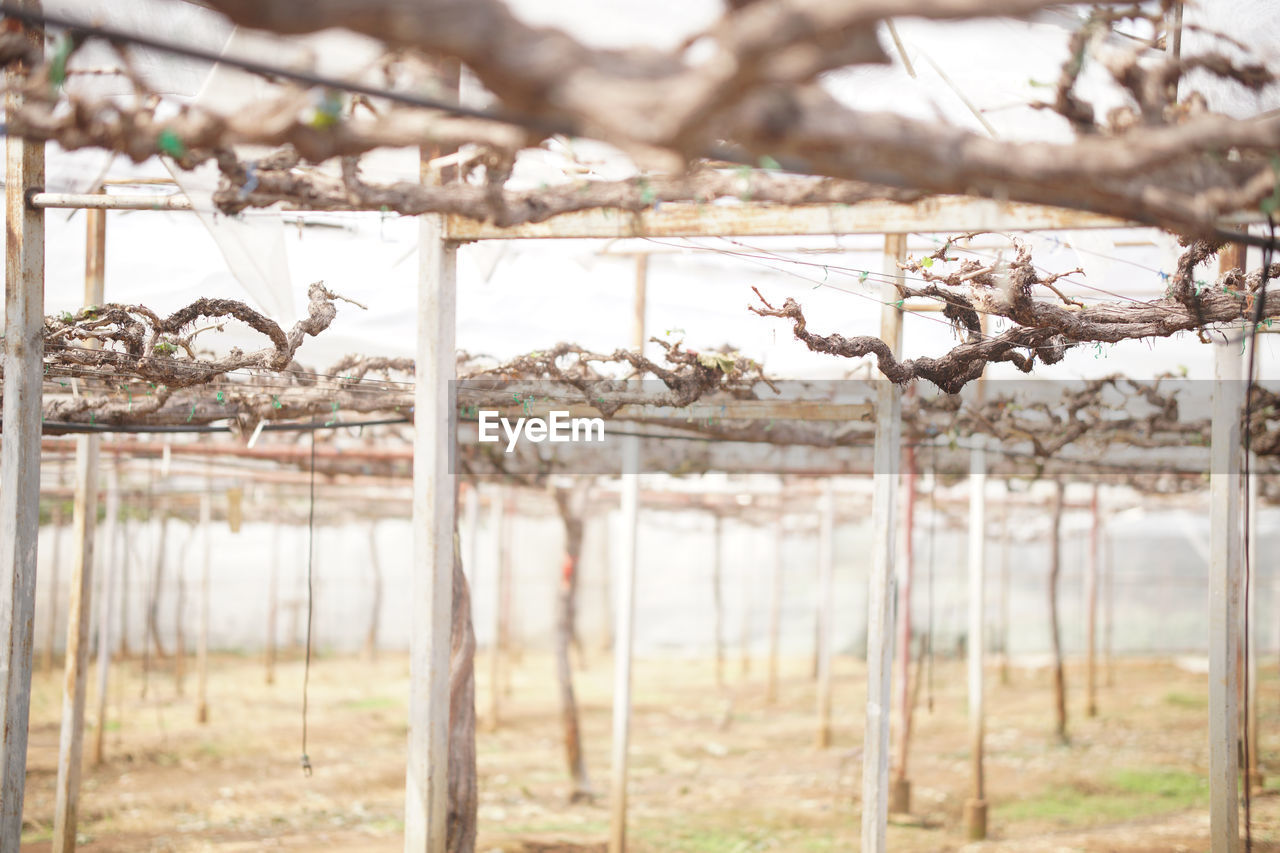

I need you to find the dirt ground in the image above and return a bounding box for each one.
[17,648,1280,852]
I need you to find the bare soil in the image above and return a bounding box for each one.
[18,650,1280,851]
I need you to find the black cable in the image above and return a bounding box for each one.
[300,426,316,777]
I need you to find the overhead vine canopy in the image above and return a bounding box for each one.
[2,1,1276,236]
[2,1,1278,394]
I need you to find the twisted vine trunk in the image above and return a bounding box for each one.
[1049,481,1068,743]
[553,488,593,802]
[448,531,478,853]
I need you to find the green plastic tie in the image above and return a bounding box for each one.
[157,128,187,158]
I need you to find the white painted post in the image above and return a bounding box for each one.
[52,200,107,853]
[963,438,988,840]
[195,490,211,724]
[815,479,835,749]
[405,188,457,851]
[860,234,904,853]
[92,467,119,766]
[1209,335,1242,853]
[608,437,641,853]
[0,8,44,843]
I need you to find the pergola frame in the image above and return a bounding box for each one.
[1,147,1253,853]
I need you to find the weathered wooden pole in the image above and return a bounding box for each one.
[963,439,988,840]
[815,480,835,749]
[739,534,752,680]
[890,446,917,814]
[463,482,480,589]
[364,521,383,662]
[117,510,131,660]
[406,150,457,853]
[488,492,509,731]
[1247,454,1262,792]
[0,9,45,843]
[44,502,64,674]
[1049,481,1068,744]
[712,514,726,690]
[52,199,106,853]
[766,519,784,704]
[92,467,120,766]
[1209,258,1243,853]
[196,490,211,724]
[998,495,1011,686]
[265,521,280,685]
[860,233,904,853]
[1085,485,1100,718]
[608,437,641,853]
[174,531,187,696]
[1103,522,1114,688]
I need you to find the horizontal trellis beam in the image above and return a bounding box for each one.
[31,193,192,211]
[445,198,1135,241]
[28,193,1129,235]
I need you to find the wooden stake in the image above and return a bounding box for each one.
[766,519,784,705]
[712,514,726,690]
[145,515,169,664]
[365,521,383,662]
[860,233,904,853]
[890,446,917,814]
[1103,523,1114,688]
[52,188,104,853]
[92,467,119,766]
[463,482,480,590]
[1085,485,1100,718]
[44,503,64,674]
[1247,453,1262,791]
[118,510,130,660]
[739,535,752,680]
[963,440,988,840]
[195,490,210,724]
[51,427,99,853]
[815,480,835,749]
[1049,481,1068,744]
[488,492,509,731]
[1209,332,1242,853]
[998,498,1011,686]
[265,521,279,685]
[174,531,187,697]
[405,154,457,852]
[608,437,641,853]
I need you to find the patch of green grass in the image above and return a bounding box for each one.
[1163,690,1206,709]
[997,768,1207,827]
[21,827,52,844]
